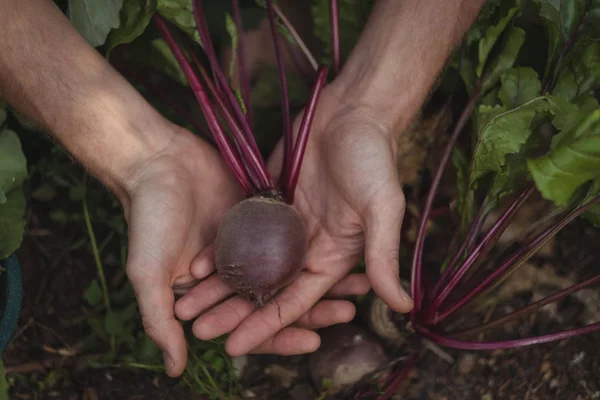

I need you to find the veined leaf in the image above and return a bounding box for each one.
[481,26,526,92]
[477,4,520,77]
[469,97,554,187]
[528,109,600,205]
[534,0,600,80]
[68,0,124,47]
[498,67,542,109]
[105,0,158,55]
[552,41,600,103]
[0,185,26,259]
[157,0,201,44]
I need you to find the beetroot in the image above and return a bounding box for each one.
[309,323,391,394]
[215,194,308,306]
[153,0,329,304]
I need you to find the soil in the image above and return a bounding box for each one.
[5,182,599,400]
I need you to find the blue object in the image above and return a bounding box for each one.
[0,253,23,352]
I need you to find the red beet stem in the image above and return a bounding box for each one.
[285,65,329,203]
[449,272,600,339]
[330,0,340,74]
[192,0,264,161]
[415,321,600,351]
[272,4,319,71]
[265,0,293,187]
[153,16,253,195]
[186,42,272,191]
[426,185,534,317]
[430,195,600,324]
[410,85,481,318]
[231,0,254,129]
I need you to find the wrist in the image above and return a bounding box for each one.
[329,0,485,138]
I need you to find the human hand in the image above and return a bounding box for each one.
[120,128,244,377]
[174,83,414,358]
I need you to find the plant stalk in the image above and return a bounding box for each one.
[231,0,254,129]
[410,85,481,317]
[285,65,329,203]
[266,0,293,188]
[330,0,340,74]
[432,195,600,323]
[153,16,254,195]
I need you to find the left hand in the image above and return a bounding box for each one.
[174,84,414,356]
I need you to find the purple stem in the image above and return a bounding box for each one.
[376,352,419,400]
[410,85,481,318]
[115,62,214,145]
[282,33,317,89]
[330,0,340,74]
[426,186,534,317]
[429,201,487,300]
[192,0,266,172]
[415,321,600,351]
[188,47,271,191]
[153,16,253,195]
[265,0,293,187]
[431,195,600,323]
[449,272,600,339]
[231,0,254,129]
[285,65,329,203]
[272,4,319,71]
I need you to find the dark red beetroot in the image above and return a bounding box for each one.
[309,323,391,394]
[153,2,329,306]
[214,194,308,306]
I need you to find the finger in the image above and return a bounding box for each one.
[293,299,356,330]
[248,327,320,355]
[191,245,215,279]
[192,296,255,340]
[364,189,414,314]
[129,271,187,377]
[326,273,371,297]
[224,271,339,357]
[174,274,234,321]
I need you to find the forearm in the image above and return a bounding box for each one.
[332,0,485,133]
[0,0,174,202]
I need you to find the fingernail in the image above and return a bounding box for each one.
[399,284,412,301]
[163,351,174,373]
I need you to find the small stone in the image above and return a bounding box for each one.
[458,354,477,375]
[549,378,559,389]
[540,361,552,374]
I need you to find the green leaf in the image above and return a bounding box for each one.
[68,0,124,47]
[225,13,238,81]
[84,280,102,306]
[476,5,520,77]
[453,146,470,217]
[0,187,26,259]
[527,109,600,205]
[469,97,554,187]
[105,310,125,336]
[498,67,542,109]
[481,26,526,92]
[534,0,600,80]
[134,333,161,363]
[157,0,201,44]
[0,129,27,203]
[105,0,158,55]
[552,41,600,102]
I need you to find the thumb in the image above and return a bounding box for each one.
[128,268,188,377]
[364,188,414,313]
